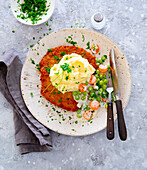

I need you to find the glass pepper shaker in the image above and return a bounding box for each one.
[91,13,106,30]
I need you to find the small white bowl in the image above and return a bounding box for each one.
[11,0,55,26]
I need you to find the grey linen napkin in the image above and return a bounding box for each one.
[0,49,52,154]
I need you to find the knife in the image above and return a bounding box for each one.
[110,48,127,141]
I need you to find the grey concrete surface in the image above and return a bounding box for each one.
[0,0,147,170]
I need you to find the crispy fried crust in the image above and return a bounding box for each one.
[40,46,98,112]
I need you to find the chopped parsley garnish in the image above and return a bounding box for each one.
[60,63,72,73]
[75,82,80,84]
[37,53,39,55]
[61,51,66,56]
[16,0,50,24]
[82,34,85,42]
[72,129,76,132]
[75,121,78,124]
[86,42,91,50]
[30,44,34,48]
[54,56,60,60]
[67,98,69,100]
[53,92,57,94]
[65,76,69,80]
[69,116,72,120]
[52,107,55,111]
[30,58,35,64]
[12,30,15,33]
[30,92,33,97]
[54,72,59,75]
[48,49,53,52]
[66,35,77,46]
[44,66,51,73]
[58,91,60,94]
[35,64,40,71]
[46,21,49,26]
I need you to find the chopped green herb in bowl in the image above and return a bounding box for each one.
[11,0,55,25]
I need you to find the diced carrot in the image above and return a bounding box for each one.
[98,64,108,73]
[91,44,100,54]
[89,100,100,110]
[78,83,86,92]
[89,75,96,85]
[102,98,107,103]
[83,110,93,120]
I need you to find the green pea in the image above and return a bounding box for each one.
[105,103,108,109]
[98,59,103,64]
[95,74,99,78]
[85,80,89,85]
[96,78,100,83]
[96,96,101,102]
[77,91,82,95]
[73,91,77,96]
[99,88,103,92]
[103,79,108,84]
[95,58,99,63]
[101,56,106,62]
[103,75,106,79]
[104,55,107,59]
[75,95,80,100]
[83,91,88,96]
[99,74,103,79]
[88,86,93,91]
[77,113,82,118]
[102,84,107,90]
[81,96,86,100]
[96,70,100,74]
[90,92,94,97]
[99,80,103,86]
[88,96,92,100]
[77,109,81,114]
[98,91,102,96]
[86,106,90,110]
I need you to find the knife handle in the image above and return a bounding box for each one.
[116,100,127,141]
[107,102,114,140]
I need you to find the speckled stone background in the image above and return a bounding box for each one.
[0,0,147,170]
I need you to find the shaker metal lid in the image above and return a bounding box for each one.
[94,13,103,22]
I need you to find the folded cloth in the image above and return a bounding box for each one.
[0,49,52,154]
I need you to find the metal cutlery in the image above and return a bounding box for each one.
[110,48,127,141]
[106,71,114,140]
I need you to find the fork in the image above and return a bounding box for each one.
[106,72,114,140]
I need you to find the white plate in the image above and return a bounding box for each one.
[21,28,132,136]
[11,0,55,25]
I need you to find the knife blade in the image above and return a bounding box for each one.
[110,48,127,141]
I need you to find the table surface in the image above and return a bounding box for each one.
[0,0,147,170]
